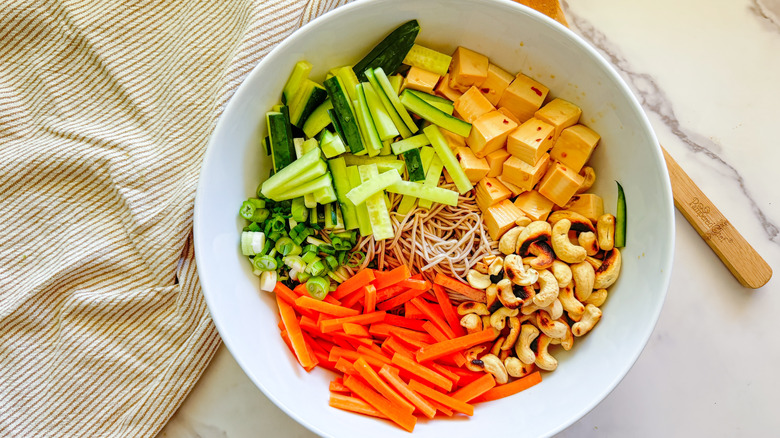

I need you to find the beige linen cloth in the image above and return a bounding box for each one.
[0,1,566,437]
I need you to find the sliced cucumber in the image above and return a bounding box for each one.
[402,148,425,181]
[400,89,471,137]
[355,83,383,157]
[402,44,452,76]
[282,60,312,104]
[363,81,399,141]
[353,20,420,82]
[288,80,328,128]
[260,147,321,197]
[418,155,444,209]
[616,181,627,247]
[358,164,394,241]
[327,157,359,230]
[391,133,430,155]
[424,125,473,194]
[323,76,365,154]
[302,99,333,139]
[374,67,418,133]
[405,89,454,115]
[347,165,373,236]
[365,68,412,139]
[386,180,458,206]
[346,168,402,206]
[267,111,295,172]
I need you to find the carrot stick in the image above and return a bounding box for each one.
[372,265,411,290]
[354,357,416,415]
[375,284,408,303]
[424,397,454,416]
[416,328,497,363]
[274,282,300,306]
[339,289,365,310]
[409,297,456,339]
[376,287,429,311]
[429,362,460,385]
[433,273,486,303]
[319,311,387,333]
[391,353,452,392]
[333,268,376,299]
[295,295,361,317]
[343,322,371,337]
[343,375,417,432]
[323,294,342,306]
[369,324,434,343]
[329,346,387,369]
[388,330,432,351]
[432,284,466,337]
[378,365,437,419]
[276,294,315,370]
[311,349,340,374]
[329,393,389,419]
[472,371,542,403]
[421,321,466,367]
[330,379,351,393]
[403,301,426,319]
[398,278,430,290]
[450,373,496,402]
[383,314,427,332]
[334,357,358,376]
[363,284,377,314]
[381,336,416,359]
[407,379,474,416]
[356,345,393,367]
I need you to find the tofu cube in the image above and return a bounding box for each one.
[507,117,556,165]
[513,190,555,221]
[457,147,491,183]
[441,129,466,150]
[534,98,582,141]
[501,153,550,191]
[435,73,463,101]
[485,148,510,177]
[454,87,496,123]
[484,199,525,241]
[562,193,604,223]
[497,73,549,123]
[402,66,441,94]
[448,47,489,92]
[537,161,586,207]
[549,124,601,173]
[497,107,520,125]
[497,174,525,197]
[475,177,513,212]
[479,63,514,106]
[466,110,517,158]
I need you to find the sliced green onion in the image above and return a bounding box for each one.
[275,237,296,255]
[319,244,336,255]
[308,260,327,276]
[303,244,319,254]
[306,236,328,246]
[325,255,339,270]
[283,255,306,272]
[302,252,319,264]
[252,255,277,271]
[267,231,282,242]
[297,271,312,282]
[346,251,366,268]
[246,222,261,232]
[239,200,257,221]
[306,276,330,300]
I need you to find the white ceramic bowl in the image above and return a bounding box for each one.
[194,0,675,436]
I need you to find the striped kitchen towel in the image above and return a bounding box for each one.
[0,1,566,437]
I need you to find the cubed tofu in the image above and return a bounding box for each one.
[466,110,517,158]
[484,199,525,240]
[485,148,510,177]
[497,107,520,125]
[534,98,582,141]
[478,63,514,106]
[513,190,555,221]
[507,117,556,165]
[454,87,496,123]
[497,73,549,123]
[537,161,586,207]
[435,73,463,101]
[548,124,600,173]
[475,177,513,212]
[562,193,604,223]
[457,147,491,183]
[441,129,466,150]
[501,153,550,191]
[402,66,441,94]
[497,174,525,197]
[448,47,489,92]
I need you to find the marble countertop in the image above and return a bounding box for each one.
[158,0,780,436]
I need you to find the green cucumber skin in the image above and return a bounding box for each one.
[267,111,294,172]
[323,76,365,154]
[616,181,627,247]
[402,148,425,181]
[294,85,328,128]
[353,20,420,82]
[400,90,471,138]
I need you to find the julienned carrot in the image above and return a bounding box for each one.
[433,273,486,303]
[276,293,316,370]
[432,284,466,337]
[450,373,496,402]
[339,289,365,310]
[378,365,437,419]
[382,336,416,359]
[416,328,497,363]
[376,286,429,311]
[383,314,427,332]
[356,345,393,367]
[334,357,358,376]
[319,311,387,333]
[425,397,454,417]
[398,278,430,290]
[407,379,474,416]
[295,295,361,317]
[343,374,418,432]
[343,322,371,337]
[363,284,377,313]
[334,268,376,299]
[372,265,411,290]
[329,393,389,419]
[369,324,434,343]
[329,346,387,369]
[374,284,408,303]
[329,378,350,393]
[391,353,452,392]
[472,371,543,403]
[353,357,416,415]
[429,362,460,385]
[421,321,467,367]
[274,282,300,306]
[403,301,427,319]
[409,297,456,339]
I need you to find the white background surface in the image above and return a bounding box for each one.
[158,0,780,436]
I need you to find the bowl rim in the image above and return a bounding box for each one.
[193,0,675,436]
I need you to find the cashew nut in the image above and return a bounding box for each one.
[515,324,539,364]
[577,231,600,256]
[515,221,552,255]
[503,254,538,286]
[467,269,492,290]
[597,214,616,251]
[547,210,596,234]
[572,304,602,336]
[594,248,621,289]
[526,241,555,270]
[485,283,500,312]
[504,357,525,378]
[546,297,564,320]
[558,283,585,321]
[532,269,559,308]
[499,226,523,255]
[550,320,574,351]
[488,257,504,277]
[465,346,487,372]
[571,261,595,302]
[473,261,489,275]
[584,288,608,307]
[480,354,509,384]
[497,278,534,309]
[515,216,532,227]
[576,166,596,194]
[490,306,519,331]
[551,219,587,264]
[502,316,521,350]
[460,313,483,334]
[534,334,558,371]
[551,260,573,288]
[457,301,490,316]
[490,336,505,356]
[585,255,603,270]
[536,310,568,339]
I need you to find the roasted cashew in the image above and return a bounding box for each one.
[460,313,483,334]
[504,357,525,378]
[597,214,616,251]
[514,323,539,364]
[547,297,564,320]
[488,257,504,277]
[571,261,595,302]
[473,261,489,275]
[490,336,505,357]
[547,210,596,234]
[515,216,532,227]
[577,231,599,256]
[551,260,573,288]
[576,166,596,194]
[594,248,621,289]
[585,256,603,270]
[558,283,585,321]
[499,226,523,255]
[504,254,539,286]
[551,219,587,263]
[584,288,608,307]
[485,284,501,312]
[496,279,521,309]
[480,354,509,384]
[457,301,490,316]
[535,334,558,371]
[550,320,574,351]
[536,310,568,339]
[465,346,488,372]
[502,316,521,350]
[467,269,492,290]
[532,269,559,308]
[572,304,602,336]
[515,221,552,254]
[526,241,555,270]
[490,306,519,331]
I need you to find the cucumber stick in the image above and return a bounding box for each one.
[616,181,627,247]
[401,90,471,137]
[358,164,394,241]
[345,168,402,206]
[365,68,412,139]
[355,84,383,156]
[391,133,430,155]
[332,66,360,103]
[327,157,359,230]
[405,89,454,115]
[363,82,399,141]
[396,146,435,214]
[343,154,405,174]
[288,79,328,127]
[314,184,338,204]
[386,179,458,206]
[260,147,321,197]
[323,76,365,154]
[353,20,420,82]
[267,111,295,172]
[402,148,425,181]
[266,160,328,197]
[346,166,373,236]
[273,173,333,201]
[424,125,473,194]
[302,99,333,138]
[374,67,418,133]
[282,60,312,104]
[418,155,444,209]
[402,44,452,76]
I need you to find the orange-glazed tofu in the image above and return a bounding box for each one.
[562,193,604,223]
[441,129,466,150]
[466,110,517,158]
[497,73,549,123]
[448,47,489,93]
[548,124,600,173]
[497,107,520,125]
[475,177,513,212]
[478,63,514,106]
[435,73,463,101]
[501,153,550,191]
[402,66,441,94]
[457,147,491,183]
[537,161,586,207]
[513,190,555,221]
[534,98,582,141]
[485,148,510,177]
[497,174,525,197]
[484,199,525,240]
[454,87,495,123]
[507,117,556,165]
